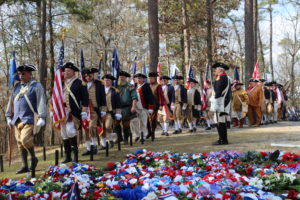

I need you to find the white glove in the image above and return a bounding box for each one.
[36,118,45,127]
[197,107,201,111]
[81,112,88,120]
[101,111,106,117]
[115,113,122,120]
[6,117,12,128]
[182,106,187,110]
[171,105,175,110]
[148,109,153,114]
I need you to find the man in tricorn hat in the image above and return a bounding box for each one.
[131,73,154,142]
[101,74,121,149]
[60,62,89,163]
[147,72,166,140]
[6,64,47,173]
[231,81,248,128]
[210,62,232,145]
[81,67,106,156]
[186,78,201,132]
[247,78,264,126]
[115,70,138,145]
[157,76,174,136]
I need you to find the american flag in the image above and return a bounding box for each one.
[201,63,209,111]
[51,42,66,129]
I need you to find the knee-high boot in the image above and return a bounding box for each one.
[62,139,72,163]
[28,147,38,171]
[16,148,29,174]
[70,136,78,163]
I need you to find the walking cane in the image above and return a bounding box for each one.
[9,127,13,167]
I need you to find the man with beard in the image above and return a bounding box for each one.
[115,70,138,145]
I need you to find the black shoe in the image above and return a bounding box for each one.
[165,132,169,136]
[189,129,193,133]
[161,132,165,136]
[193,127,197,132]
[173,130,179,134]
[212,140,229,145]
[135,137,140,142]
[29,157,38,171]
[62,156,72,163]
[205,127,211,130]
[146,132,152,139]
[178,129,182,133]
[16,166,29,174]
[82,151,91,156]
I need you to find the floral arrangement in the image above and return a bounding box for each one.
[0,149,300,200]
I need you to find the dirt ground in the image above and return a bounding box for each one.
[1,121,300,179]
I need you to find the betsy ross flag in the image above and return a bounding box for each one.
[185,65,194,89]
[51,42,66,129]
[9,51,19,88]
[201,63,210,111]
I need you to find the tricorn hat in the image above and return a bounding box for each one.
[212,62,229,70]
[160,75,171,80]
[63,62,79,72]
[17,64,36,72]
[102,74,116,80]
[82,68,98,74]
[134,73,147,78]
[148,72,158,77]
[187,78,198,84]
[119,70,131,77]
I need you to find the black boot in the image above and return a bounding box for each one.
[28,147,38,171]
[123,128,130,145]
[62,139,72,163]
[70,137,78,163]
[81,150,91,156]
[92,145,97,154]
[16,149,29,174]
[212,123,228,145]
[115,124,123,142]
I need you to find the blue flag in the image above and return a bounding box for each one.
[132,55,137,76]
[80,48,85,80]
[9,51,19,88]
[111,48,120,87]
[187,65,194,79]
[234,67,240,81]
[67,182,80,200]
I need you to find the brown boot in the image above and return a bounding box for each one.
[239,118,244,128]
[232,118,239,128]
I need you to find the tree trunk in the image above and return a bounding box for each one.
[148,0,159,73]
[0,12,10,88]
[182,0,190,74]
[35,0,47,146]
[253,0,258,61]
[206,0,213,72]
[244,0,255,86]
[291,54,295,106]
[48,0,56,145]
[269,2,274,80]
